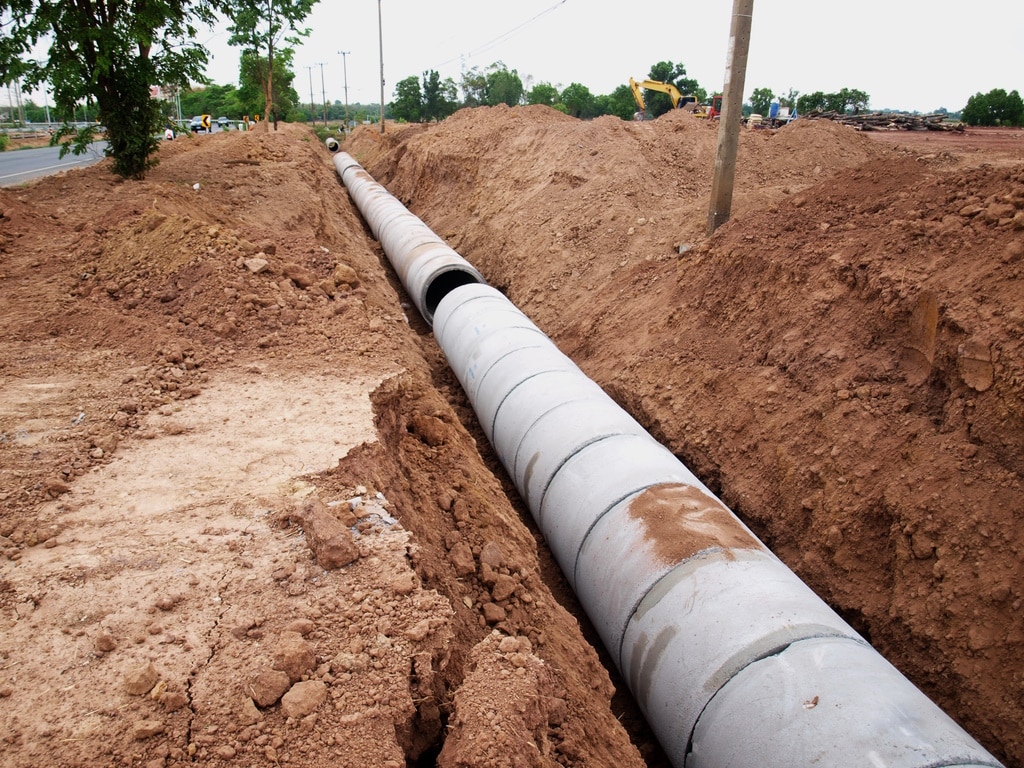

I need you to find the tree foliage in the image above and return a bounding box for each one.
[224,0,317,123]
[459,66,487,107]
[0,0,224,178]
[962,88,1024,127]
[644,61,699,117]
[484,63,523,107]
[560,82,595,119]
[391,75,422,123]
[796,88,870,115]
[236,48,300,120]
[749,87,774,117]
[604,84,638,121]
[527,82,559,107]
[421,70,458,122]
[387,70,456,123]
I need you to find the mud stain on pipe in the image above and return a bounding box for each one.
[627,483,763,564]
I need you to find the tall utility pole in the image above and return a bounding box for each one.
[377,0,385,133]
[317,62,328,124]
[306,65,316,125]
[707,0,754,235]
[338,50,350,133]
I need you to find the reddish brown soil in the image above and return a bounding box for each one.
[1,112,1021,768]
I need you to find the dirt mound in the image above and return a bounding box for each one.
[1,109,1022,767]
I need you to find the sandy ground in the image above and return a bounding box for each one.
[1,112,1022,767]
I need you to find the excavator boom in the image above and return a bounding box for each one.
[629,78,695,119]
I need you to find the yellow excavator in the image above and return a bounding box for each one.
[629,77,696,120]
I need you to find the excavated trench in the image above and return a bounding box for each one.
[328,148,1008,768]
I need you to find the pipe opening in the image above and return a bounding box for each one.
[424,269,485,322]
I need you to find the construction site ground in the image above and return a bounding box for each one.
[0,109,1022,768]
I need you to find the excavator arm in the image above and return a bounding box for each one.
[629,77,693,110]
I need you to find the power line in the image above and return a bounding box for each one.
[432,0,568,71]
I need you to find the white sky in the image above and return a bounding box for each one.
[12,0,1022,115]
[195,0,1024,114]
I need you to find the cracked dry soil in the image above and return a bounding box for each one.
[1,109,1023,767]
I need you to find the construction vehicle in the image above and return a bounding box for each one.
[629,77,696,120]
[693,94,723,120]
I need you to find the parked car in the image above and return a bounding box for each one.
[189,115,206,132]
[216,116,230,128]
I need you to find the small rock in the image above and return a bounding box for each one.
[332,263,360,288]
[283,618,315,636]
[390,572,418,596]
[491,574,517,603]
[482,603,506,624]
[281,262,317,289]
[94,633,117,653]
[280,680,327,719]
[248,668,292,707]
[132,719,165,740]
[448,542,476,577]
[124,662,160,696]
[479,541,504,569]
[160,691,189,712]
[291,500,358,570]
[155,596,177,611]
[244,257,269,274]
[911,533,936,560]
[238,696,264,726]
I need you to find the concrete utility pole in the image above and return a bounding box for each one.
[707,0,754,235]
[377,0,385,133]
[318,62,328,124]
[306,65,316,125]
[338,50,351,133]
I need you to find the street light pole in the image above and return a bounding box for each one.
[338,50,350,134]
[377,0,385,133]
[306,65,316,125]
[318,62,328,124]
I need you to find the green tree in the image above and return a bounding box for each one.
[749,87,774,117]
[796,91,825,114]
[225,0,317,123]
[527,82,559,107]
[560,82,595,119]
[236,48,300,121]
[460,66,487,107]
[178,83,245,122]
[962,88,1024,127]
[779,88,799,111]
[604,84,638,120]
[0,0,224,178]
[422,70,457,122]
[645,61,699,117]
[391,75,422,122]
[798,88,869,114]
[484,63,523,107]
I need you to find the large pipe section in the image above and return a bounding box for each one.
[332,150,1004,768]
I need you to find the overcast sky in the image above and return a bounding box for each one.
[195,0,1024,114]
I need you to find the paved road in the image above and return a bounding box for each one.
[0,142,108,187]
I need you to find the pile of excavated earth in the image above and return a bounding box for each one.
[0,106,1022,768]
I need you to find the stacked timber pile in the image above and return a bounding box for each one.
[806,110,965,132]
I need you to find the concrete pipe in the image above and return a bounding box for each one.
[325,136,340,152]
[333,155,1004,768]
[333,152,485,324]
